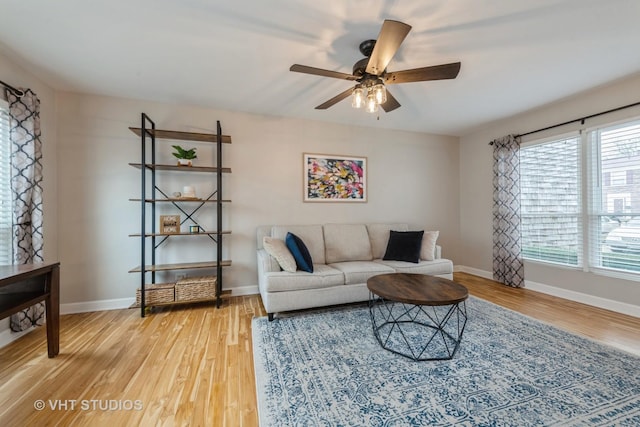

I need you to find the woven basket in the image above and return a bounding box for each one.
[175,276,216,301]
[136,283,175,306]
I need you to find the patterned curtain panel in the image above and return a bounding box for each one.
[6,89,45,331]
[492,134,525,288]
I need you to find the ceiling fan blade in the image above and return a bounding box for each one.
[290,64,358,81]
[380,90,401,112]
[315,87,354,110]
[384,62,461,84]
[365,20,412,76]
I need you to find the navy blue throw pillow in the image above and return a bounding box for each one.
[383,230,424,263]
[285,232,314,273]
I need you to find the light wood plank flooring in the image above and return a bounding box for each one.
[0,273,638,426]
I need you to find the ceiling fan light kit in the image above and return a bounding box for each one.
[290,19,461,114]
[366,92,379,113]
[351,80,387,113]
[352,85,365,108]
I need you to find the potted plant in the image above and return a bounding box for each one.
[172,145,197,166]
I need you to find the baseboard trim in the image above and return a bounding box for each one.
[454,265,493,279]
[58,286,261,315]
[454,265,640,318]
[229,285,260,296]
[0,325,36,349]
[61,298,136,315]
[524,279,640,318]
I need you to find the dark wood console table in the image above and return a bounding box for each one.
[0,262,60,358]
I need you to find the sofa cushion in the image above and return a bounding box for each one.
[263,264,344,292]
[272,225,325,265]
[263,236,297,272]
[328,261,395,285]
[383,230,424,263]
[375,258,453,275]
[324,224,373,264]
[286,232,314,273]
[366,223,408,259]
[420,231,440,261]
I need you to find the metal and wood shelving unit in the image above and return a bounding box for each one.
[128,113,231,317]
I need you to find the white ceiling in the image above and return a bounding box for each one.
[1,0,639,136]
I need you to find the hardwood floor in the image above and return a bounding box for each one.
[455,272,640,356]
[0,273,638,426]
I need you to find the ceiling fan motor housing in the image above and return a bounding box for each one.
[359,39,377,57]
[352,57,372,78]
[353,40,381,78]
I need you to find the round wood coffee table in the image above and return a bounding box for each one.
[367,273,469,361]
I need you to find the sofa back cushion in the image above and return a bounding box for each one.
[324,224,373,264]
[271,225,326,265]
[366,223,409,259]
[256,226,272,249]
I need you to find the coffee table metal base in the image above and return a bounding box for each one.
[369,292,467,361]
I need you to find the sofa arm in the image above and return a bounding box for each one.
[435,245,442,259]
[257,249,280,274]
[257,249,281,296]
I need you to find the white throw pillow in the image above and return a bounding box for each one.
[420,231,440,261]
[263,236,297,272]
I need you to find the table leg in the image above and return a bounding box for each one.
[45,265,60,358]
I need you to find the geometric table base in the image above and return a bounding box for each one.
[369,293,468,361]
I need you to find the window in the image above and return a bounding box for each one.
[520,135,581,266]
[590,120,640,274]
[609,170,627,186]
[520,117,640,277]
[0,99,12,264]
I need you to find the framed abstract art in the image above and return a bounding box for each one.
[303,153,367,202]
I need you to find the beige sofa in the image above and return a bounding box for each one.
[256,223,453,320]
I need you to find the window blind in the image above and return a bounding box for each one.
[520,135,582,266]
[0,100,12,264]
[589,120,640,273]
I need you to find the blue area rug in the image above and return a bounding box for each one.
[252,296,640,426]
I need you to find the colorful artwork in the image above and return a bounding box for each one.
[304,153,367,202]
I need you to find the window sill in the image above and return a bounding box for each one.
[590,266,640,282]
[523,258,640,282]
[522,258,582,271]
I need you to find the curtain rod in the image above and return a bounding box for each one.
[489,100,640,145]
[0,79,25,97]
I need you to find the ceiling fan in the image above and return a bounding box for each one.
[290,20,461,114]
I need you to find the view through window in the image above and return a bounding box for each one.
[590,120,640,273]
[520,118,640,276]
[520,135,581,266]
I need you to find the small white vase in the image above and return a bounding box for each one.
[177,159,192,166]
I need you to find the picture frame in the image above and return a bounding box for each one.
[303,153,367,202]
[159,215,180,234]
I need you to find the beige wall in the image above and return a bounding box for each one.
[7,44,636,320]
[0,47,59,336]
[459,72,640,308]
[56,93,460,305]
